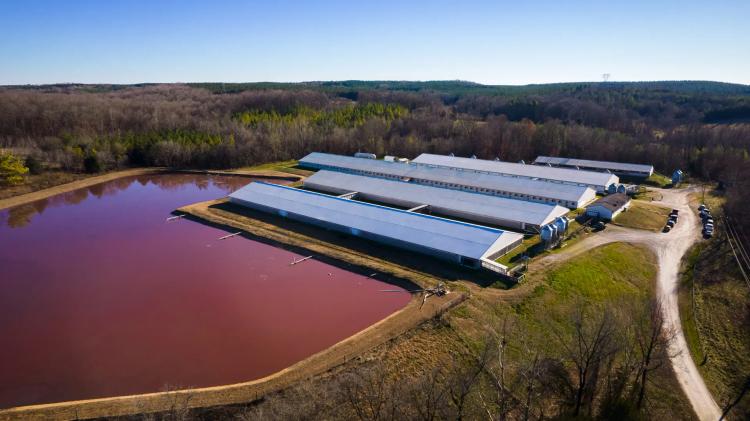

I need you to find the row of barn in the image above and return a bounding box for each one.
[229,152,652,275]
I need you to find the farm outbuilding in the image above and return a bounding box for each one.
[585,193,632,220]
[229,182,524,274]
[299,153,596,208]
[303,170,570,232]
[412,153,619,193]
[533,156,654,178]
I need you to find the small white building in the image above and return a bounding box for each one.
[585,193,632,220]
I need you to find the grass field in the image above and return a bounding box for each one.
[614,199,672,231]
[240,160,313,177]
[469,242,693,418]
[643,172,673,187]
[511,243,655,329]
[680,239,750,418]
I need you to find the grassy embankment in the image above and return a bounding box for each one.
[240,160,312,184]
[495,209,590,268]
[643,172,673,188]
[234,242,694,419]
[0,171,103,201]
[679,190,750,418]
[474,242,692,417]
[0,160,309,202]
[614,200,672,231]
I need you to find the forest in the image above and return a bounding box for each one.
[0,80,749,231]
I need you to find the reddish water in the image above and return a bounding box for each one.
[0,174,408,409]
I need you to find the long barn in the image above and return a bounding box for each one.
[533,156,654,178]
[303,170,570,232]
[299,153,596,208]
[229,182,524,274]
[411,153,619,193]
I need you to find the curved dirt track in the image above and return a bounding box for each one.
[525,188,721,420]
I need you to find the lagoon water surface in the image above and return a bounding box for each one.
[0,174,409,408]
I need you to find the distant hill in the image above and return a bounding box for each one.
[186,80,750,97]
[4,80,749,97]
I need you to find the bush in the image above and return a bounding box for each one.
[83,155,102,173]
[24,156,44,175]
[0,151,29,185]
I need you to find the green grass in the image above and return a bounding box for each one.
[495,234,541,266]
[240,160,313,177]
[445,242,693,419]
[679,245,706,365]
[496,212,591,267]
[510,243,656,337]
[241,159,299,171]
[544,242,655,301]
[643,172,673,187]
[679,240,750,418]
[614,200,672,231]
[485,243,692,417]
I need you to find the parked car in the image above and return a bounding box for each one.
[671,209,679,215]
[663,225,672,233]
[666,220,675,228]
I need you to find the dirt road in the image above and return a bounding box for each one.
[525,187,720,420]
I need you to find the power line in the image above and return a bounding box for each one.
[723,216,750,290]
[726,216,750,266]
[725,217,750,271]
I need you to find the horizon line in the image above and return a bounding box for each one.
[2,79,750,88]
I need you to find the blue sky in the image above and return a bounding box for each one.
[1,0,748,85]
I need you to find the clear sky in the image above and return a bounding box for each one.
[1,0,748,85]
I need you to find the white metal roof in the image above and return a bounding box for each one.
[533,156,654,174]
[412,153,618,188]
[299,153,594,204]
[304,170,569,227]
[229,182,523,260]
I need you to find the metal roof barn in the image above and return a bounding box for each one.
[412,153,619,192]
[229,182,524,274]
[299,153,596,208]
[304,170,569,231]
[533,156,654,177]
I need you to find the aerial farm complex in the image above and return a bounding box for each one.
[228,152,653,275]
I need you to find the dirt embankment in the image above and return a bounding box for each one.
[0,168,303,211]
[0,168,164,211]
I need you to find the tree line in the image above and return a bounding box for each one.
[0,82,748,232]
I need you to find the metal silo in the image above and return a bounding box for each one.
[540,224,554,241]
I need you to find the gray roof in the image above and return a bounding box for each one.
[304,170,569,227]
[299,153,594,204]
[229,182,523,260]
[586,193,631,212]
[534,156,654,174]
[412,153,618,187]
